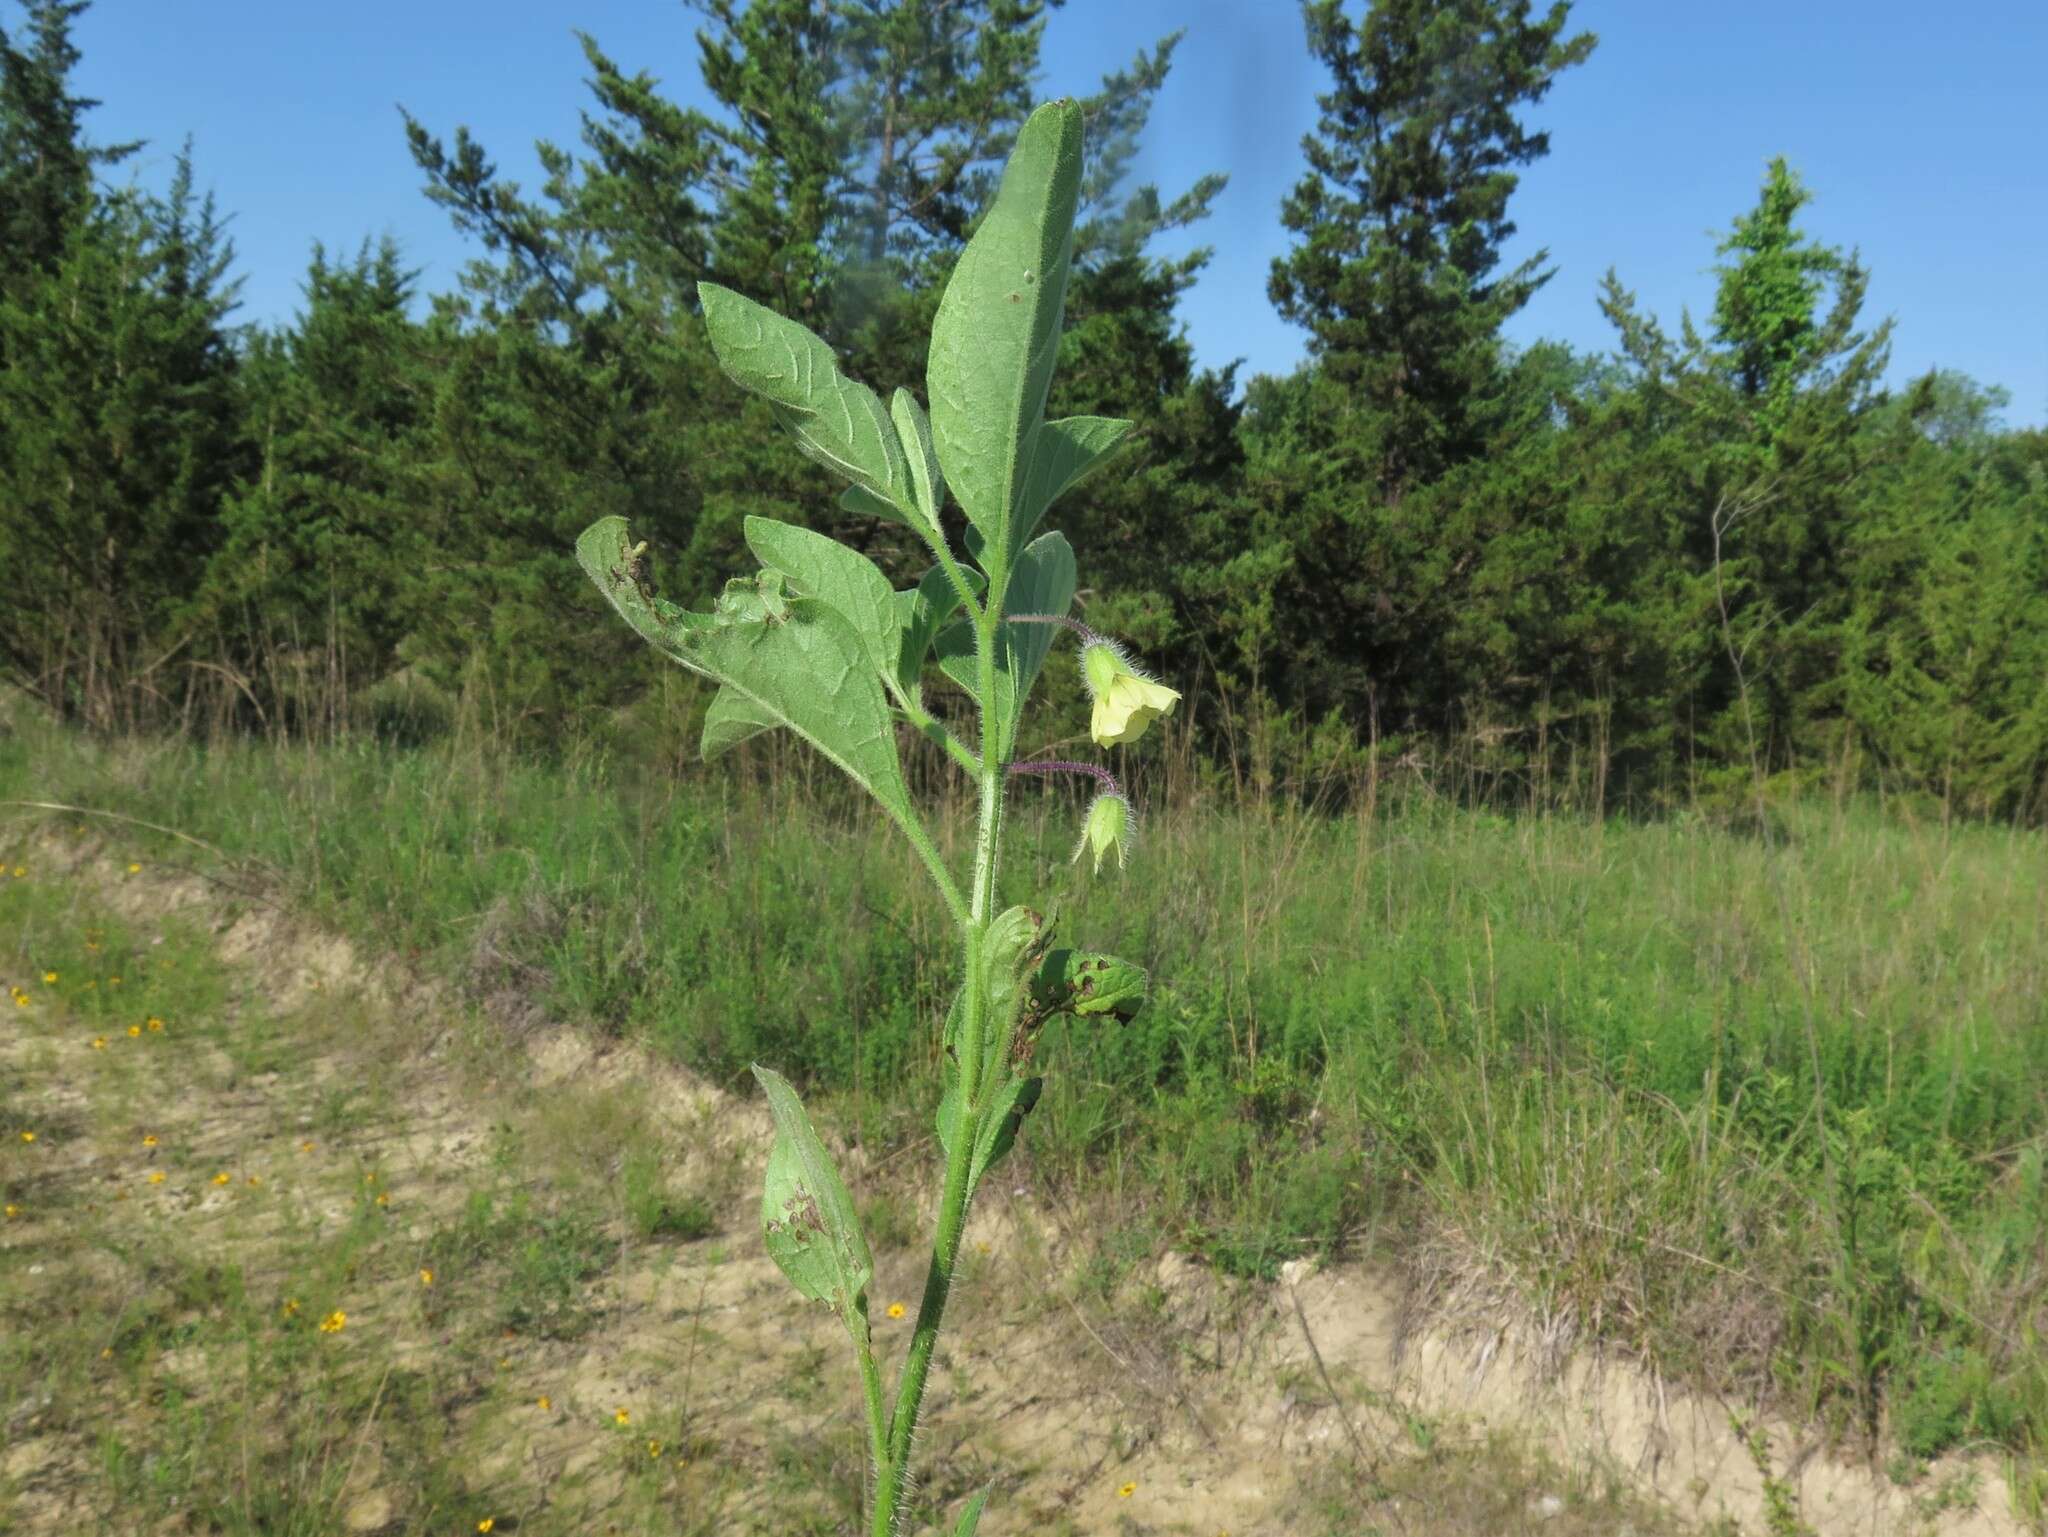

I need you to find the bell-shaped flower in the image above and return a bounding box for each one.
[1081,642,1180,748]
[1073,791,1134,874]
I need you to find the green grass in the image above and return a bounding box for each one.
[3,711,2043,1475]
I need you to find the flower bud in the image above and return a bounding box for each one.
[1073,792,1134,874]
[1079,642,1180,748]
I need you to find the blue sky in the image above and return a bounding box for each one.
[71,0,2048,424]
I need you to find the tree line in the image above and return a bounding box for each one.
[3,0,2043,818]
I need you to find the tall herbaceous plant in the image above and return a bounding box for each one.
[577,101,1175,1536]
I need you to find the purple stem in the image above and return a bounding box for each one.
[1006,759,1123,796]
[1007,613,1103,647]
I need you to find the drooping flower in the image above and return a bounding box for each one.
[1080,642,1180,747]
[1073,793,1135,875]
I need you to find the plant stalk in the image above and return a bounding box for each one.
[869,586,1009,1536]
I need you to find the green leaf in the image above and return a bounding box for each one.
[751,1065,873,1317]
[701,685,778,758]
[891,388,947,536]
[1015,415,1135,552]
[1030,949,1149,1025]
[935,530,1075,755]
[982,904,1043,1074]
[579,518,913,826]
[926,100,1084,566]
[745,516,903,694]
[699,282,916,523]
[971,1073,1042,1187]
[896,564,983,697]
[950,1488,992,1537]
[838,484,907,525]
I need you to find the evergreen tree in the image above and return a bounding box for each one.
[1239,0,1593,735]
[1270,0,1593,496]
[0,0,137,297]
[1599,158,1890,787]
[0,173,242,730]
[208,241,427,734]
[393,0,1223,738]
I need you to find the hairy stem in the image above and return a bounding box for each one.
[871,575,1010,1536]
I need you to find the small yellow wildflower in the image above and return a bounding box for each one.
[647,1439,662,1457]
[212,1171,232,1186]
[614,1407,631,1426]
[147,1172,166,1185]
[246,1175,261,1187]
[127,863,141,874]
[3,1204,19,1219]
[11,866,23,877]
[18,1131,33,1143]
[1081,641,1181,747]
[1117,1482,1137,1499]
[101,1346,113,1359]
[127,1025,141,1038]
[145,1016,163,1032]
[477,1520,495,1534]
[300,1140,315,1153]
[419,1268,434,1287]
[886,1302,907,1319]
[92,1036,108,1050]
[142,1134,158,1147]
[42,971,56,985]
[283,1299,300,1316]
[536,1395,551,1411]
[319,1311,346,1334]
[375,1191,390,1207]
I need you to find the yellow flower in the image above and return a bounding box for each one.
[536,1395,551,1411]
[886,1302,907,1320]
[1117,1481,1137,1499]
[300,1140,315,1153]
[419,1268,434,1287]
[246,1175,261,1187]
[1082,642,1179,747]
[319,1311,346,1334]
[92,1036,107,1050]
[147,1172,166,1185]
[3,1204,19,1219]
[283,1299,300,1316]
[11,866,23,877]
[212,1172,232,1186]
[127,863,141,874]
[375,1191,390,1207]
[647,1439,662,1458]
[614,1407,631,1426]
[127,1025,141,1038]
[142,1134,158,1148]
[41,971,56,985]
[145,1016,163,1032]
[18,1131,33,1143]
[477,1520,495,1534]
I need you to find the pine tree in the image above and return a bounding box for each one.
[0,174,243,729]
[0,0,138,297]
[1271,0,1593,497]
[208,241,428,734]
[393,0,1223,736]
